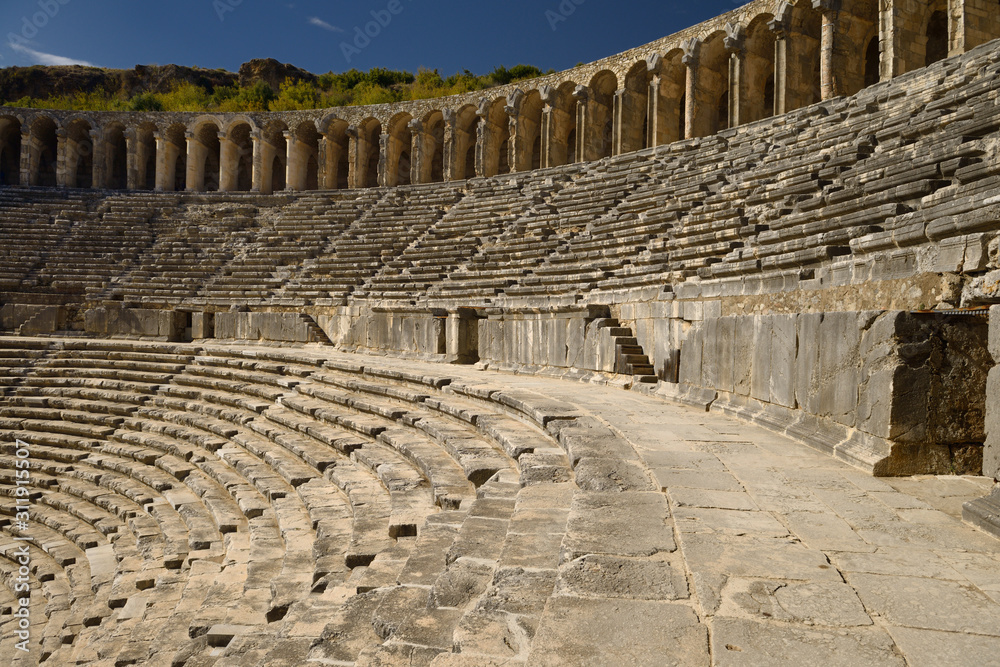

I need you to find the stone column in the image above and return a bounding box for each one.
[90,129,105,190]
[573,86,589,162]
[814,0,840,99]
[724,26,745,129]
[682,41,699,139]
[540,104,554,168]
[184,131,201,192]
[505,101,525,173]
[612,89,626,156]
[474,113,487,178]
[377,132,389,187]
[408,118,424,184]
[346,125,361,189]
[769,17,790,116]
[284,130,298,191]
[20,131,32,186]
[125,128,139,191]
[442,109,456,182]
[647,71,662,148]
[154,133,170,191]
[55,128,70,188]
[251,130,264,192]
[317,136,330,189]
[218,130,239,192]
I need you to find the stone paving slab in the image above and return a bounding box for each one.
[7,341,1000,666]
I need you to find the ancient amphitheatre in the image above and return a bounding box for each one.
[1,0,1000,663]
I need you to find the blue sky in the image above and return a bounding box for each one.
[2,0,741,76]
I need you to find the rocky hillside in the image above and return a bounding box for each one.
[0,58,316,101]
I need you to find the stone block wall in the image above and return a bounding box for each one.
[84,307,186,340]
[672,310,990,475]
[214,312,316,343]
[336,309,447,359]
[478,307,623,375]
[963,305,1000,536]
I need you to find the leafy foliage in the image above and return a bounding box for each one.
[1,64,552,113]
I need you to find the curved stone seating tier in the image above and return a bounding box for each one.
[1,338,998,664]
[0,45,993,313]
[276,187,465,305]
[197,191,382,304]
[0,338,590,664]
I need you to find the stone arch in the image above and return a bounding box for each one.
[650,49,687,146]
[416,110,445,184]
[0,115,22,186]
[889,0,948,75]
[620,61,649,153]
[513,90,543,172]
[743,14,777,123]
[289,120,320,191]
[384,112,413,187]
[479,98,510,178]
[132,122,157,191]
[319,116,350,190]
[864,34,881,87]
[691,32,729,137]
[355,117,381,189]
[221,120,254,192]
[837,0,878,95]
[451,105,479,181]
[187,119,222,192]
[546,81,578,166]
[775,0,821,113]
[161,123,188,192]
[102,122,128,190]
[260,120,288,194]
[64,116,95,189]
[30,116,58,187]
[923,1,949,66]
[586,70,617,160]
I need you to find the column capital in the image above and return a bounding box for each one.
[646,53,663,74]
[724,23,745,55]
[681,38,701,67]
[572,85,589,102]
[769,1,793,36]
[56,128,68,139]
[345,125,359,139]
[442,108,456,125]
[812,0,840,13]
[408,118,423,132]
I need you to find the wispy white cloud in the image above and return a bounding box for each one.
[9,41,95,67]
[308,17,343,33]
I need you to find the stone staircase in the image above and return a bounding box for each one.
[602,319,658,383]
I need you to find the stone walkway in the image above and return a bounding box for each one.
[2,339,999,666]
[325,350,1000,666]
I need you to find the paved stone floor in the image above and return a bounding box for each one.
[4,340,999,665]
[325,350,1000,666]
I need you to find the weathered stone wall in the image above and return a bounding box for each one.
[84,306,186,340]
[963,304,1000,534]
[214,312,316,343]
[336,309,446,359]
[670,310,990,475]
[477,307,621,375]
